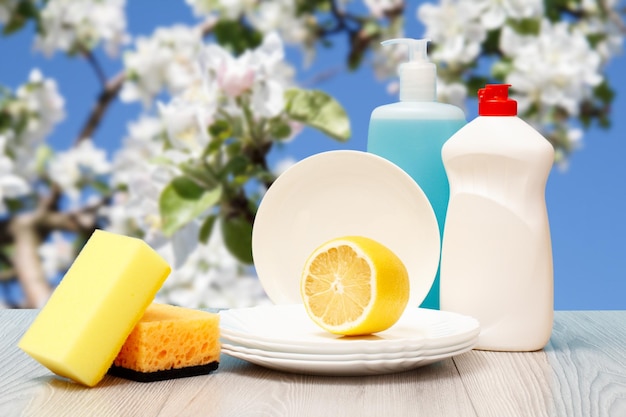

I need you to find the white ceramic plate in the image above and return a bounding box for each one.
[251,150,440,307]
[219,305,480,355]
[221,341,476,376]
[220,337,477,362]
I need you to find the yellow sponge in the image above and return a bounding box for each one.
[109,303,220,382]
[18,230,171,387]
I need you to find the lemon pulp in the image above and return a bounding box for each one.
[300,236,409,336]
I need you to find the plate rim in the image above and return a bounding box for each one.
[221,340,477,376]
[220,337,478,362]
[219,304,480,354]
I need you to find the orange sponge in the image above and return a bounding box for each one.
[109,303,220,382]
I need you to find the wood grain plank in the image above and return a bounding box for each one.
[17,356,477,417]
[3,310,625,417]
[173,355,478,417]
[0,310,54,415]
[547,311,626,417]
[452,349,556,417]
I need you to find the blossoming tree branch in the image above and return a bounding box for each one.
[0,0,623,308]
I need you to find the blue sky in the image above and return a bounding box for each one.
[1,2,625,310]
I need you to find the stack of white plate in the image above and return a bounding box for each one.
[221,151,481,376]
[220,305,480,376]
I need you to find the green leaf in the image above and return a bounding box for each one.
[90,180,111,195]
[347,46,365,71]
[225,141,242,158]
[208,119,232,141]
[362,20,381,38]
[285,88,351,142]
[587,33,606,49]
[159,177,222,236]
[232,175,249,187]
[466,76,491,97]
[247,165,275,185]
[482,29,501,55]
[2,1,40,36]
[35,145,53,174]
[221,214,254,264]
[594,80,615,105]
[269,119,292,140]
[179,160,218,188]
[214,20,263,55]
[599,114,611,129]
[507,18,541,35]
[490,59,512,81]
[219,155,249,179]
[199,214,217,243]
[544,0,563,22]
[3,15,27,35]
[5,196,25,213]
[296,0,331,14]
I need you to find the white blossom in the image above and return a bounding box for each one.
[436,80,468,111]
[273,156,297,176]
[418,0,487,65]
[106,116,165,237]
[110,117,199,266]
[117,160,191,265]
[187,0,312,48]
[112,158,172,244]
[108,117,268,308]
[120,25,203,107]
[110,115,165,186]
[198,31,293,119]
[38,231,74,280]
[372,29,407,81]
[201,44,255,98]
[500,21,603,116]
[107,33,293,306]
[158,98,213,153]
[566,127,584,150]
[246,0,311,45]
[186,0,256,19]
[149,31,295,156]
[47,139,111,204]
[35,0,129,57]
[3,69,65,182]
[245,31,293,117]
[106,115,165,237]
[472,0,543,30]
[571,0,624,63]
[0,135,30,214]
[364,0,403,18]
[155,220,270,309]
[15,70,65,141]
[554,128,584,171]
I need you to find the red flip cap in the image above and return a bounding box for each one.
[478,84,517,116]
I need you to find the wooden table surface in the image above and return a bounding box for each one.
[1,309,625,417]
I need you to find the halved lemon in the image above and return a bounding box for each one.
[300,236,409,336]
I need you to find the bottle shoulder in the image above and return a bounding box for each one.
[370,101,466,120]
[442,116,555,160]
[445,117,555,147]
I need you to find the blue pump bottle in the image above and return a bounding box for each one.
[367,38,466,309]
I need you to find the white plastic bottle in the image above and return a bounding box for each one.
[440,84,554,351]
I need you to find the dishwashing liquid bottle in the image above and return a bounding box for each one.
[440,84,554,351]
[367,38,466,310]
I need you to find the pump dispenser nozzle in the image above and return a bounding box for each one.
[381,38,436,102]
